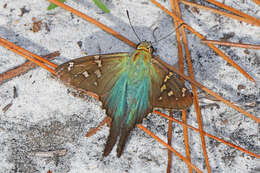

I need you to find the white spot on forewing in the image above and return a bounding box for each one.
[168,90,174,96]
[95,60,102,67]
[94,69,101,78]
[160,84,166,92]
[68,62,74,71]
[164,75,170,82]
[182,88,187,97]
[94,55,100,60]
[82,71,89,78]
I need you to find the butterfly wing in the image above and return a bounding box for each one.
[150,57,193,110]
[55,52,129,100]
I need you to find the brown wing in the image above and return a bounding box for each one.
[55,52,129,99]
[151,57,193,110]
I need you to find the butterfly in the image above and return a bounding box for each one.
[55,41,193,157]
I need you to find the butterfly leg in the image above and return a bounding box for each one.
[85,116,111,137]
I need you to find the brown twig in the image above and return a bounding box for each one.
[0,37,57,75]
[253,0,260,6]
[154,111,260,159]
[170,0,192,172]
[186,24,256,83]
[201,39,260,49]
[205,0,260,26]
[47,0,136,48]
[13,86,18,98]
[167,111,173,173]
[137,124,203,173]
[181,0,260,26]
[150,0,255,83]
[154,56,260,124]
[171,0,211,172]
[0,37,57,68]
[30,149,67,157]
[0,51,60,85]
[2,102,13,113]
[85,117,111,137]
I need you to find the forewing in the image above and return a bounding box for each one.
[150,57,193,110]
[56,52,129,99]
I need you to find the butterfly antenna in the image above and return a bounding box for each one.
[126,10,141,42]
[152,27,159,43]
[152,23,186,44]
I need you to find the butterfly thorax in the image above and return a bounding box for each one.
[127,41,156,80]
[132,41,153,62]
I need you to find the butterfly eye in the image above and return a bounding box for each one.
[149,46,154,53]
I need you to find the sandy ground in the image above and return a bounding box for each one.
[0,0,260,172]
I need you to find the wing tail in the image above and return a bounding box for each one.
[103,73,128,156]
[116,127,132,157]
[103,121,120,156]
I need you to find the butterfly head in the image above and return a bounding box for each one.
[136,41,154,54]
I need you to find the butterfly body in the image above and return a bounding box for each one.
[56,41,193,157]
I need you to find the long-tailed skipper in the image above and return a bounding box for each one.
[55,40,193,157]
